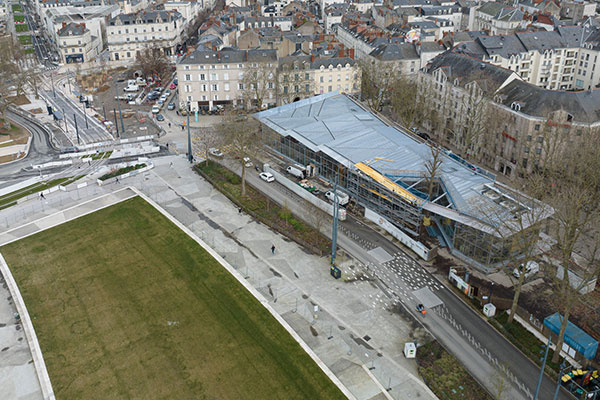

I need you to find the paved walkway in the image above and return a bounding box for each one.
[0,155,437,400]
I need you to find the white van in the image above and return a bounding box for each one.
[513,261,540,279]
[326,190,350,206]
[286,165,304,179]
[124,84,139,92]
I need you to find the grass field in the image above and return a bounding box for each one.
[1,196,345,400]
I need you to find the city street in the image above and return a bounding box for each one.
[41,87,114,144]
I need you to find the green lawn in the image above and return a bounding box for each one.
[15,24,28,32]
[0,197,345,400]
[12,4,22,12]
[13,15,24,23]
[17,34,31,45]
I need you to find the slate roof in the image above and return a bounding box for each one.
[179,48,277,64]
[370,43,419,61]
[109,10,181,25]
[496,79,600,123]
[426,51,516,94]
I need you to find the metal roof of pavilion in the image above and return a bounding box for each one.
[255,92,551,232]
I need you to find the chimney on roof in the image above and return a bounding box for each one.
[311,54,315,62]
[245,50,248,61]
[349,48,355,59]
[218,50,221,60]
[62,22,67,28]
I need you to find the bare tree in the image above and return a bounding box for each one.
[135,47,170,80]
[215,112,262,196]
[359,59,398,112]
[447,82,491,161]
[390,75,426,130]
[0,36,24,126]
[194,127,221,166]
[424,145,443,201]
[241,62,276,111]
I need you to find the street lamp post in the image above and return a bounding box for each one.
[73,113,80,145]
[187,101,192,163]
[533,336,552,400]
[113,108,119,136]
[62,107,67,133]
[330,176,339,266]
[113,75,124,135]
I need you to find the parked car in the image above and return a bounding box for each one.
[136,77,147,86]
[160,94,168,102]
[151,105,160,114]
[124,84,138,92]
[259,172,275,182]
[286,165,305,179]
[164,89,171,97]
[209,148,224,158]
[157,99,164,106]
[243,157,253,167]
[156,114,164,121]
[147,92,160,101]
[167,102,175,110]
[512,261,540,279]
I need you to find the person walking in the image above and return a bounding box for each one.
[168,122,171,128]
[271,245,275,254]
[39,192,45,199]
[238,207,242,214]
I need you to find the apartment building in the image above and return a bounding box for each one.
[469,2,524,35]
[312,57,360,95]
[57,22,101,63]
[177,48,277,110]
[107,10,185,61]
[419,51,600,178]
[457,26,600,90]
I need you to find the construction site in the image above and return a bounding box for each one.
[255,92,553,272]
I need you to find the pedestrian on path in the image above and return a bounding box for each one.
[168,122,171,128]
[181,125,184,131]
[176,110,180,116]
[238,207,242,214]
[116,177,119,184]
[170,162,173,168]
[39,192,45,199]
[271,245,275,254]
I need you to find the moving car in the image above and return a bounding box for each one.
[156,114,164,121]
[209,148,224,158]
[259,172,275,182]
[167,102,175,110]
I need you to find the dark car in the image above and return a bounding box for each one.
[418,132,431,141]
[167,102,175,110]
[156,114,165,121]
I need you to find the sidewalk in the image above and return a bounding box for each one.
[0,155,437,400]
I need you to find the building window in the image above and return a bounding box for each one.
[210,73,217,80]
[184,84,191,93]
[212,84,218,90]
[199,74,205,80]
[184,74,191,81]
[534,124,540,131]
[224,83,230,91]
[238,83,244,90]
[223,73,229,80]
[535,148,542,154]
[320,76,323,83]
[524,147,530,153]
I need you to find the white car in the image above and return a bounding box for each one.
[160,94,168,102]
[259,172,274,182]
[512,261,540,279]
[209,148,224,158]
[243,157,253,167]
[151,105,160,114]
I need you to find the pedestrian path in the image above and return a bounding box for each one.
[0,156,437,400]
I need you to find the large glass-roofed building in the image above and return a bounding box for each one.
[255,92,552,271]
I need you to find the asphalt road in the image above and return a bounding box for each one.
[226,161,573,400]
[0,109,60,187]
[42,89,113,144]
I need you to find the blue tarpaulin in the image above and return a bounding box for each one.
[544,313,598,360]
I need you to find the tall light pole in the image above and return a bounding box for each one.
[73,113,80,145]
[187,101,192,163]
[113,75,124,134]
[330,176,339,266]
[82,100,88,129]
[533,336,551,400]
